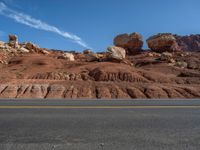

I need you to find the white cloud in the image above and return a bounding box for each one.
[0,2,91,49]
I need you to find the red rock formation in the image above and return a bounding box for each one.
[114,32,143,55]
[0,34,200,99]
[8,35,19,48]
[174,34,200,52]
[147,33,180,52]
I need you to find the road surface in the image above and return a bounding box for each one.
[0,99,200,150]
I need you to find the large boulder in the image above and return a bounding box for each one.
[114,32,143,55]
[147,33,180,53]
[174,34,200,52]
[107,46,126,61]
[8,35,19,48]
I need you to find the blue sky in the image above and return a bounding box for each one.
[0,0,200,52]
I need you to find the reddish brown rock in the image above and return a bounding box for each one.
[174,34,200,52]
[127,87,146,98]
[0,34,200,99]
[25,42,40,52]
[147,33,180,52]
[114,32,143,55]
[88,65,148,82]
[8,35,19,48]
[144,86,169,98]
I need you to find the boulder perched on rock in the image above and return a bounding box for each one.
[114,32,143,55]
[147,33,180,53]
[174,34,200,52]
[8,35,19,48]
[107,46,126,61]
[58,53,75,61]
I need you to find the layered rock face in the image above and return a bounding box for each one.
[174,34,200,52]
[147,33,180,52]
[114,32,143,55]
[0,34,200,99]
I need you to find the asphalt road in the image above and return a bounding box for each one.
[0,99,200,150]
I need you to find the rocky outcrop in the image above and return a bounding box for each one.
[114,32,143,55]
[1,33,200,99]
[8,35,19,48]
[147,33,180,52]
[174,34,200,52]
[0,84,199,99]
[25,42,40,52]
[28,72,81,80]
[89,68,148,82]
[107,46,126,61]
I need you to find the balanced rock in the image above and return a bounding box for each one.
[8,35,19,48]
[147,33,180,53]
[107,46,126,61]
[114,32,143,55]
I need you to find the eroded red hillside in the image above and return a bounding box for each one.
[0,34,200,99]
